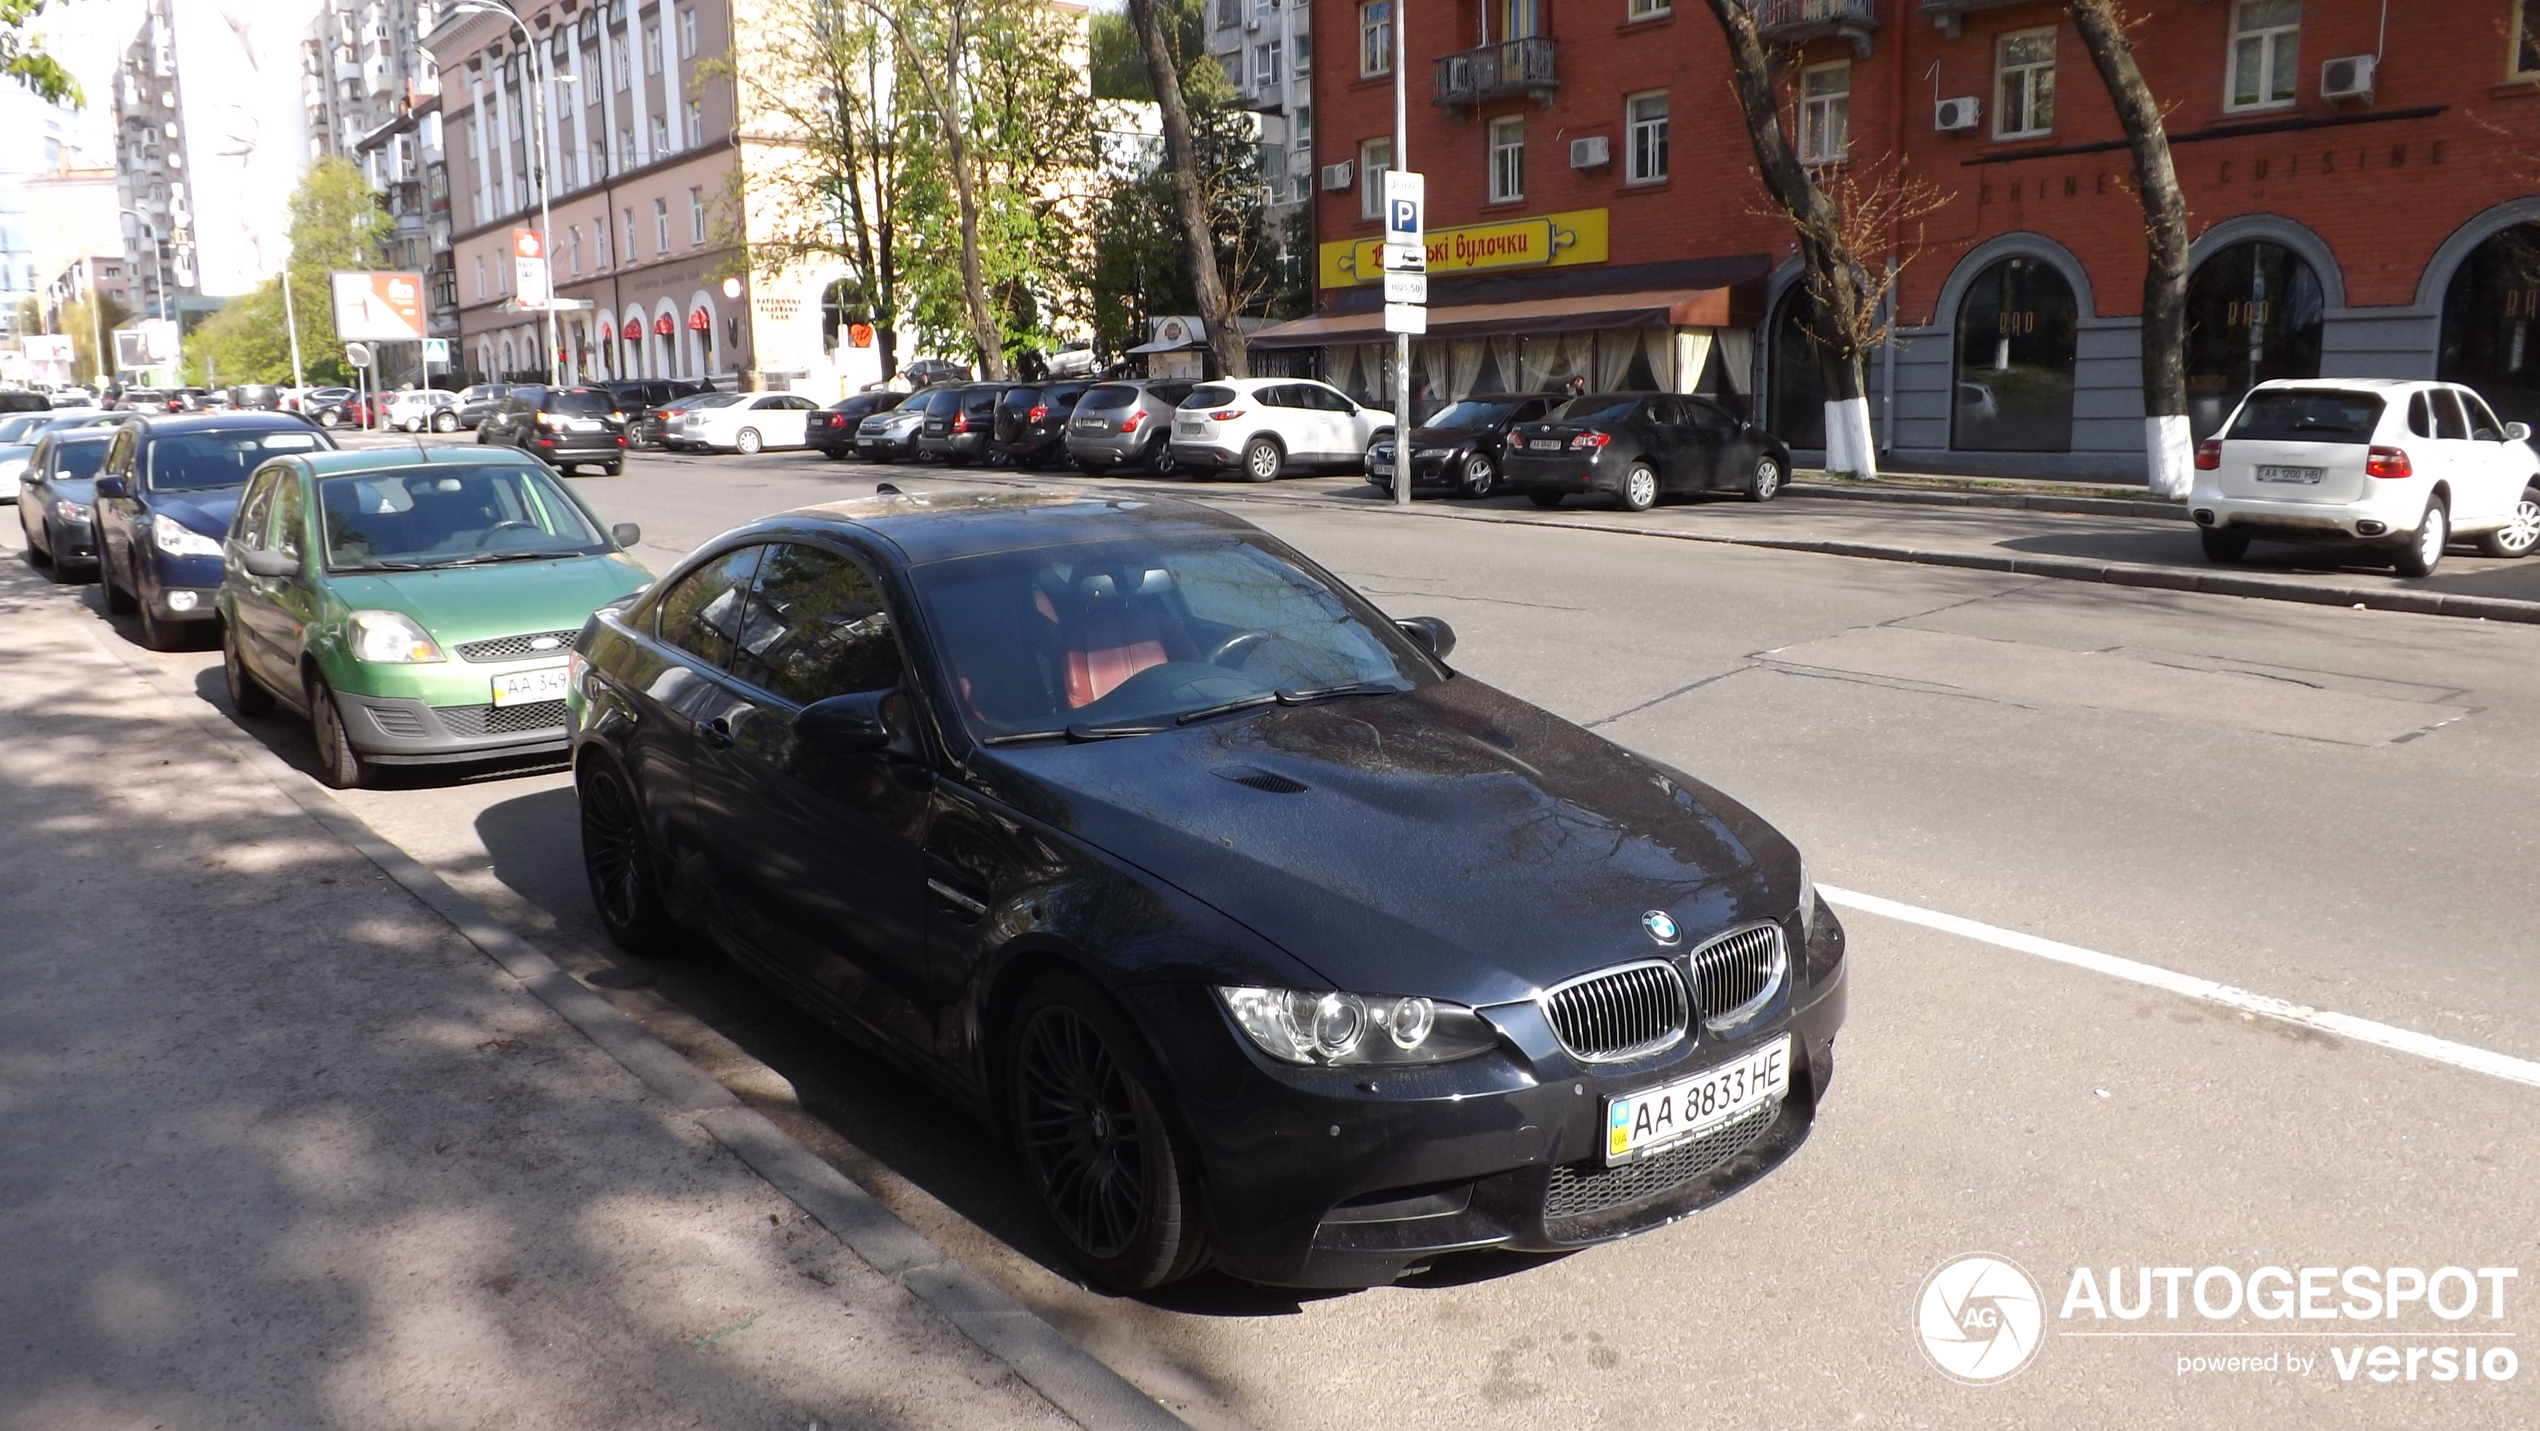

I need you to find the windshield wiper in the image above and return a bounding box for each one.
[980,729,1067,745]
[412,549,589,567]
[1175,692,1280,725]
[1065,721,1171,740]
[1277,680,1407,704]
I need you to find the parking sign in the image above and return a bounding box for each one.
[1383,170,1425,252]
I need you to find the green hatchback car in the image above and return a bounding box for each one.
[216,447,654,787]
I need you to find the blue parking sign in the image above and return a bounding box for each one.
[1382,170,1425,249]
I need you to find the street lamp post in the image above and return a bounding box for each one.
[118,208,173,385]
[453,0,560,386]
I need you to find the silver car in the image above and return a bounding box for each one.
[1063,379,1195,475]
[856,398,929,462]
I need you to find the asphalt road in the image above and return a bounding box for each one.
[18,437,2537,1428]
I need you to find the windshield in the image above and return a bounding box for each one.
[677,392,741,412]
[319,463,607,570]
[1426,400,1519,430]
[1549,396,1641,424]
[48,440,110,479]
[910,533,1441,741]
[147,429,327,492]
[2229,390,2384,444]
[0,414,47,443]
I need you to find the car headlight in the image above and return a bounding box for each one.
[150,520,224,557]
[55,499,91,523]
[1216,986,1500,1066]
[346,610,447,664]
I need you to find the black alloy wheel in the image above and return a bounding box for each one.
[137,590,180,651]
[1144,435,1179,477]
[2198,527,2249,563]
[1009,974,1209,1292]
[579,757,671,954]
[307,676,367,789]
[222,621,274,717]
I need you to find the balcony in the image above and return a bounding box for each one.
[1915,0,2030,39]
[1756,0,1879,58]
[1434,36,1557,114]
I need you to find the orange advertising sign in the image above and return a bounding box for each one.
[328,270,428,342]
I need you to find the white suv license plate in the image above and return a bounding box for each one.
[1175,420,1202,436]
[1604,1034,1791,1166]
[2255,464,2323,484]
[492,665,570,707]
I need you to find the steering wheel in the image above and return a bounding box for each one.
[1204,630,1270,667]
[474,519,538,547]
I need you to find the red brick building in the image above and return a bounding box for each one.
[1265,0,2540,479]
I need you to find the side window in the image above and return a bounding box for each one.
[2459,390,2506,441]
[1645,397,1686,428]
[656,545,764,668]
[1309,385,1355,412]
[1513,399,1549,423]
[2407,393,2432,438]
[785,395,818,410]
[2430,390,2470,441]
[727,543,903,705]
[106,428,137,478]
[1685,398,1737,432]
[234,470,279,550]
[271,475,307,559]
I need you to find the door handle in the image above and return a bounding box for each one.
[927,878,987,918]
[700,715,734,749]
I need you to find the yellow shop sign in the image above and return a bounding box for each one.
[1319,208,1609,289]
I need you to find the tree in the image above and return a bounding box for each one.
[853,0,1003,378]
[283,157,393,384]
[1123,0,1245,378]
[1,0,79,105]
[2066,0,2193,497]
[59,293,130,383]
[181,284,292,386]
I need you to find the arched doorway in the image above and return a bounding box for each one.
[1766,283,1827,449]
[2184,240,2323,439]
[2439,222,2540,429]
[1952,256,2077,452]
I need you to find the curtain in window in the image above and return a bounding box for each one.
[1444,338,1487,400]
[1671,329,1710,395]
[1714,326,1755,394]
[1593,330,1636,390]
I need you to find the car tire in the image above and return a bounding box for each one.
[1241,436,1283,483]
[2476,485,2540,559]
[822,446,849,461]
[432,411,459,433]
[1007,972,1211,1293]
[137,594,181,651]
[578,754,675,955]
[1745,454,1784,502]
[1527,490,1565,508]
[22,515,49,567]
[2394,499,2448,578]
[222,620,275,717]
[602,461,624,477]
[307,675,367,789]
[1077,460,1111,476]
[735,427,763,455]
[2198,527,2250,563]
[1618,461,1658,513]
[316,410,338,428]
[1144,438,1180,478]
[1456,453,1498,499]
[102,547,136,612]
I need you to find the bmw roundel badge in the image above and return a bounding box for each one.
[1642,910,1680,945]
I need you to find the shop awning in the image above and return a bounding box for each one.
[1250,286,1742,348]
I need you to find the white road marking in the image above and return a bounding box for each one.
[1819,885,2540,1091]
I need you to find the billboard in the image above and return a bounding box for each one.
[331,271,428,342]
[21,335,72,364]
[512,228,550,308]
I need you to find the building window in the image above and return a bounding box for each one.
[652,115,669,153]
[1358,137,1390,220]
[612,36,629,90]
[686,99,703,146]
[1994,28,2056,138]
[624,206,639,257]
[2184,240,2324,438]
[679,8,696,58]
[2438,222,2540,430]
[1953,256,2079,452]
[1626,91,1669,183]
[1216,0,1239,29]
[1360,2,1391,78]
[474,253,486,299]
[2516,0,2540,77]
[1799,61,1850,164]
[568,226,583,275]
[595,219,610,267]
[1254,42,1280,90]
[645,28,662,76]
[689,186,706,244]
[2228,0,2300,110]
[1295,33,1311,73]
[1294,103,1313,142]
[654,197,670,253]
[1488,115,1524,202]
[1629,0,1670,16]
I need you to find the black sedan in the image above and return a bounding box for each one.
[1367,392,1562,499]
[15,427,118,580]
[569,489,1844,1292]
[1502,393,1791,511]
[808,391,909,460]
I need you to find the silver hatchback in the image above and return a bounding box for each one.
[1063,379,1195,475]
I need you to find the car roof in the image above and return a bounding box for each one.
[290,445,546,478]
[134,412,326,439]
[747,487,1259,567]
[2246,378,2425,392]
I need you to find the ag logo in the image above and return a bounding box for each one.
[1916,1253,2043,1385]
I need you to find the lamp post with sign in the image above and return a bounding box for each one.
[1384,4,1420,507]
[452,0,560,385]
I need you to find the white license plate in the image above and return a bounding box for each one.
[567,419,602,432]
[2255,464,2323,484]
[1175,421,1202,436]
[1076,418,1107,429]
[1604,1035,1790,1166]
[1371,462,1394,477]
[491,665,570,707]
[1531,439,1564,451]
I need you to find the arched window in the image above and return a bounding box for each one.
[2438,222,2540,430]
[2184,240,2323,438]
[1952,256,2077,452]
[1766,283,1827,449]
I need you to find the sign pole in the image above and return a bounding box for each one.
[281,272,305,389]
[1391,0,1409,507]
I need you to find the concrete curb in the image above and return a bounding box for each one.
[68,612,1188,1431]
[1786,480,2187,521]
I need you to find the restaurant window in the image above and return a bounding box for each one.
[1626,91,1668,183]
[2438,222,2540,430]
[2228,0,2300,110]
[1361,2,1391,78]
[1768,285,1829,450]
[1359,137,1390,220]
[1488,116,1524,203]
[1798,62,1849,165]
[2183,240,2323,439]
[2516,0,2540,77]
[1995,28,2056,139]
[1952,256,2078,452]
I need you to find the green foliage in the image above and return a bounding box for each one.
[180,285,291,386]
[179,158,389,387]
[0,0,81,106]
[1089,0,1204,103]
[57,294,130,383]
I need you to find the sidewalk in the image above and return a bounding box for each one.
[0,565,1119,1427]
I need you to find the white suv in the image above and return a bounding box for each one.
[1169,377,1394,482]
[2190,379,2540,577]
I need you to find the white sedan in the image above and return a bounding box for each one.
[671,392,823,454]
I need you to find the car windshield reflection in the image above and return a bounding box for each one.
[911,535,1440,741]
[146,429,328,491]
[320,463,607,570]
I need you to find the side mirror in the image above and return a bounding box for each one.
[610,521,641,547]
[795,688,897,755]
[1396,616,1457,663]
[2508,422,2532,443]
[94,475,129,500]
[239,547,301,579]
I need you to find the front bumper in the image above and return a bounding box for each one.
[1368,446,1470,489]
[329,686,573,765]
[1129,906,1848,1288]
[141,548,227,624]
[858,428,921,458]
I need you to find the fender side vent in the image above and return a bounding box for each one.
[1215,765,1309,794]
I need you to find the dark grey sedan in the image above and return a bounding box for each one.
[1502,393,1792,512]
[15,428,118,580]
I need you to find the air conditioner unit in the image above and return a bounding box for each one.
[1568,135,1610,170]
[1934,96,1981,132]
[2320,54,2375,102]
[1320,160,1354,191]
